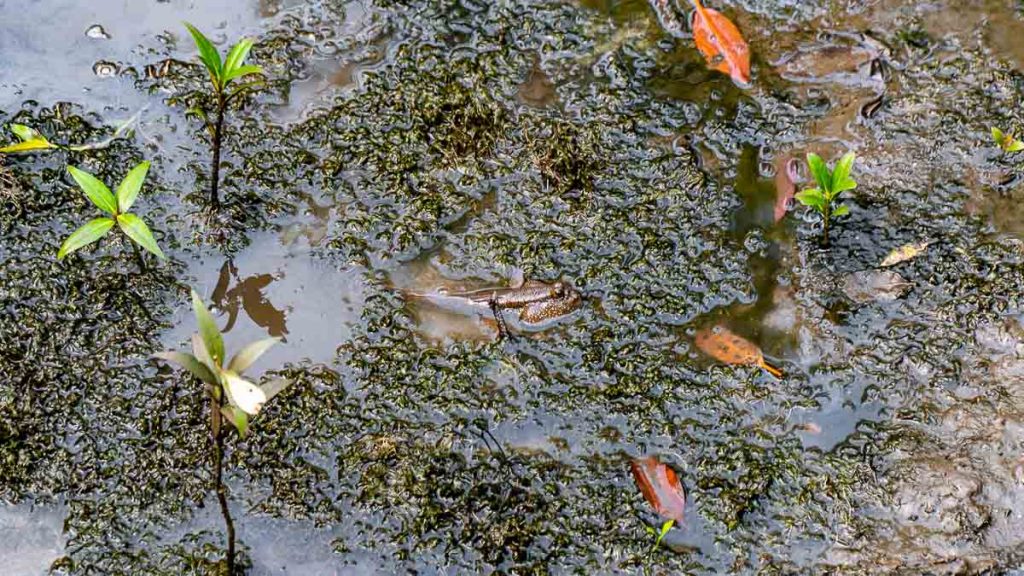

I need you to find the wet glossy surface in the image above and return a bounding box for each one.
[3,0,1024,573]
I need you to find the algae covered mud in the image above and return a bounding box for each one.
[2,0,1024,573]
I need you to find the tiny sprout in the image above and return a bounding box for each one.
[154,288,291,575]
[184,23,263,94]
[795,151,857,247]
[58,162,166,264]
[0,124,57,154]
[992,127,1024,153]
[154,288,290,437]
[183,23,264,210]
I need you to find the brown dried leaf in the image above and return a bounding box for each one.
[695,325,782,377]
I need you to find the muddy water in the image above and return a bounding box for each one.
[3,0,1024,573]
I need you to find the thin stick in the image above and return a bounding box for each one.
[211,396,236,574]
[209,93,226,210]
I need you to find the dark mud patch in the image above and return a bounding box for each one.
[3,0,1024,574]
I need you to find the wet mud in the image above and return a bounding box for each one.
[2,0,1024,574]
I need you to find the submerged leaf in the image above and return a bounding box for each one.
[57,217,115,260]
[631,457,686,523]
[879,241,932,267]
[695,325,783,377]
[690,0,750,85]
[843,270,912,303]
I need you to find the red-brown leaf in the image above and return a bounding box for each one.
[695,325,783,378]
[690,0,751,85]
[774,157,799,223]
[631,456,686,523]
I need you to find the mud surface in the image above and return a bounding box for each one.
[2,0,1024,574]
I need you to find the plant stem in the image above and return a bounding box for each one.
[211,395,236,574]
[129,239,147,273]
[209,92,226,210]
[822,206,831,247]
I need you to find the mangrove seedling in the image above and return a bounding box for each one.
[0,124,58,153]
[58,162,166,267]
[795,152,857,246]
[155,289,290,574]
[992,127,1024,153]
[1,115,139,154]
[184,23,264,210]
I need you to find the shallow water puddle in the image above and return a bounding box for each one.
[267,0,394,125]
[0,501,66,575]
[163,231,366,371]
[0,0,270,108]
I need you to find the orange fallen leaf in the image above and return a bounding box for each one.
[631,456,686,523]
[690,0,751,86]
[695,325,782,378]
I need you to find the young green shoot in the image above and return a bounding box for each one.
[1,114,139,155]
[58,162,166,267]
[795,152,857,247]
[992,127,1024,153]
[154,288,290,574]
[183,23,264,210]
[0,124,58,153]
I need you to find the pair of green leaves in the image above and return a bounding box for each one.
[795,152,856,219]
[992,127,1024,153]
[184,23,262,93]
[0,124,57,154]
[58,162,167,261]
[155,289,290,438]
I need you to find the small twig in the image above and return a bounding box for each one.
[211,395,236,574]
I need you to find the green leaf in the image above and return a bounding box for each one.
[67,166,118,215]
[57,217,115,260]
[117,213,166,260]
[832,204,850,217]
[227,337,280,373]
[191,288,225,367]
[831,177,857,194]
[222,370,267,415]
[115,161,150,213]
[191,333,218,376]
[184,22,223,84]
[830,152,856,191]
[223,39,253,76]
[260,378,291,402]
[153,351,218,385]
[1009,140,1024,153]
[655,519,674,547]
[806,153,831,192]
[221,405,250,438]
[10,124,42,142]
[992,127,1005,143]
[0,140,55,153]
[795,188,825,210]
[223,64,262,84]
